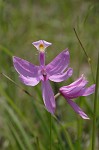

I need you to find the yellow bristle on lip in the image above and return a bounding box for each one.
[39,44,44,48]
[39,44,45,52]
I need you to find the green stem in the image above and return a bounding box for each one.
[50,114,52,150]
[36,137,40,150]
[54,93,60,99]
[92,52,99,150]
[1,72,33,97]
[73,27,95,82]
[77,114,82,150]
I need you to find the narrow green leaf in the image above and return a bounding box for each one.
[7,120,26,150]
[0,45,13,56]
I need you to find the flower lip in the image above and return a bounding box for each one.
[32,40,52,52]
[39,43,44,51]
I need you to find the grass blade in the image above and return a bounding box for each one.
[4,102,34,150]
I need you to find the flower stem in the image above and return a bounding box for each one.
[92,52,99,150]
[54,93,60,100]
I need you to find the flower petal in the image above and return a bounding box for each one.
[59,75,88,98]
[13,56,39,77]
[42,80,56,114]
[13,56,41,86]
[66,99,90,119]
[79,84,95,96]
[60,84,95,99]
[49,68,73,82]
[19,75,40,86]
[46,49,70,75]
[60,75,88,91]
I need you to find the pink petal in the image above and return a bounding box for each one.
[60,75,88,91]
[60,84,95,99]
[68,75,86,86]
[46,49,70,75]
[66,99,90,119]
[42,80,56,114]
[59,75,88,98]
[79,84,95,96]
[13,56,41,86]
[43,40,52,47]
[49,68,73,82]
[19,75,40,86]
[13,56,39,77]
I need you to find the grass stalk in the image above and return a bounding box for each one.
[36,137,40,150]
[73,27,95,82]
[92,52,99,150]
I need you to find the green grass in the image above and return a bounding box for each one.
[0,0,99,149]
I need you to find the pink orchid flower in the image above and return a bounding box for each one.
[59,75,95,119]
[13,40,73,114]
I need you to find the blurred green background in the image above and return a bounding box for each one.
[0,0,99,149]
